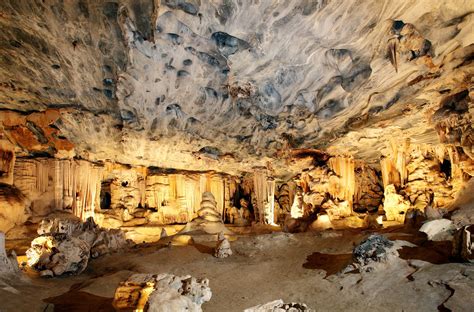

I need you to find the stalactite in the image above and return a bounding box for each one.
[13,158,103,220]
[253,169,267,223]
[381,138,410,187]
[143,172,228,223]
[328,156,355,207]
[266,179,276,225]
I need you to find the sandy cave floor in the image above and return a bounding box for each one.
[2,226,474,312]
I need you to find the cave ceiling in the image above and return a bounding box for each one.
[0,0,473,177]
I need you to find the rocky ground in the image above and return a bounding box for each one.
[1,225,473,312]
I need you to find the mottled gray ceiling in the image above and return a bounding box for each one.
[1,0,473,175]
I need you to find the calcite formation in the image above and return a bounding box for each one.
[113,273,212,312]
[245,300,311,312]
[12,158,103,219]
[179,192,232,235]
[452,225,474,262]
[383,184,411,223]
[419,219,456,241]
[26,217,129,276]
[0,232,19,275]
[0,184,30,233]
[0,137,15,185]
[214,232,232,258]
[0,1,473,310]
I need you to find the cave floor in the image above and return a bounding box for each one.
[2,226,474,312]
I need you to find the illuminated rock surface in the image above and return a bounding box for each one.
[113,273,212,312]
[0,0,473,311]
[26,217,129,276]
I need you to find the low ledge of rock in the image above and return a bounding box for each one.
[244,299,311,311]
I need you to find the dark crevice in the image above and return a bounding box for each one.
[437,283,455,312]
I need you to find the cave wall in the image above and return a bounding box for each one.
[381,142,473,220]
[97,164,234,227]
[281,145,472,228]
[13,158,103,219]
[0,155,240,236]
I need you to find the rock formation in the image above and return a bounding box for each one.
[352,234,395,267]
[0,185,30,234]
[452,225,473,262]
[113,273,212,312]
[383,184,411,223]
[179,192,232,235]
[26,216,129,276]
[0,232,19,275]
[419,219,456,241]
[245,299,311,312]
[27,235,90,277]
[214,232,232,258]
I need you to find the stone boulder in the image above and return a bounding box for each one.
[419,219,456,241]
[27,216,130,276]
[113,273,212,312]
[352,234,394,266]
[26,235,90,276]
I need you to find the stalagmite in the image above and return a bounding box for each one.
[383,184,410,222]
[178,192,232,235]
[290,188,304,219]
[214,232,232,258]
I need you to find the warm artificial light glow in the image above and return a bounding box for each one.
[290,193,303,218]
